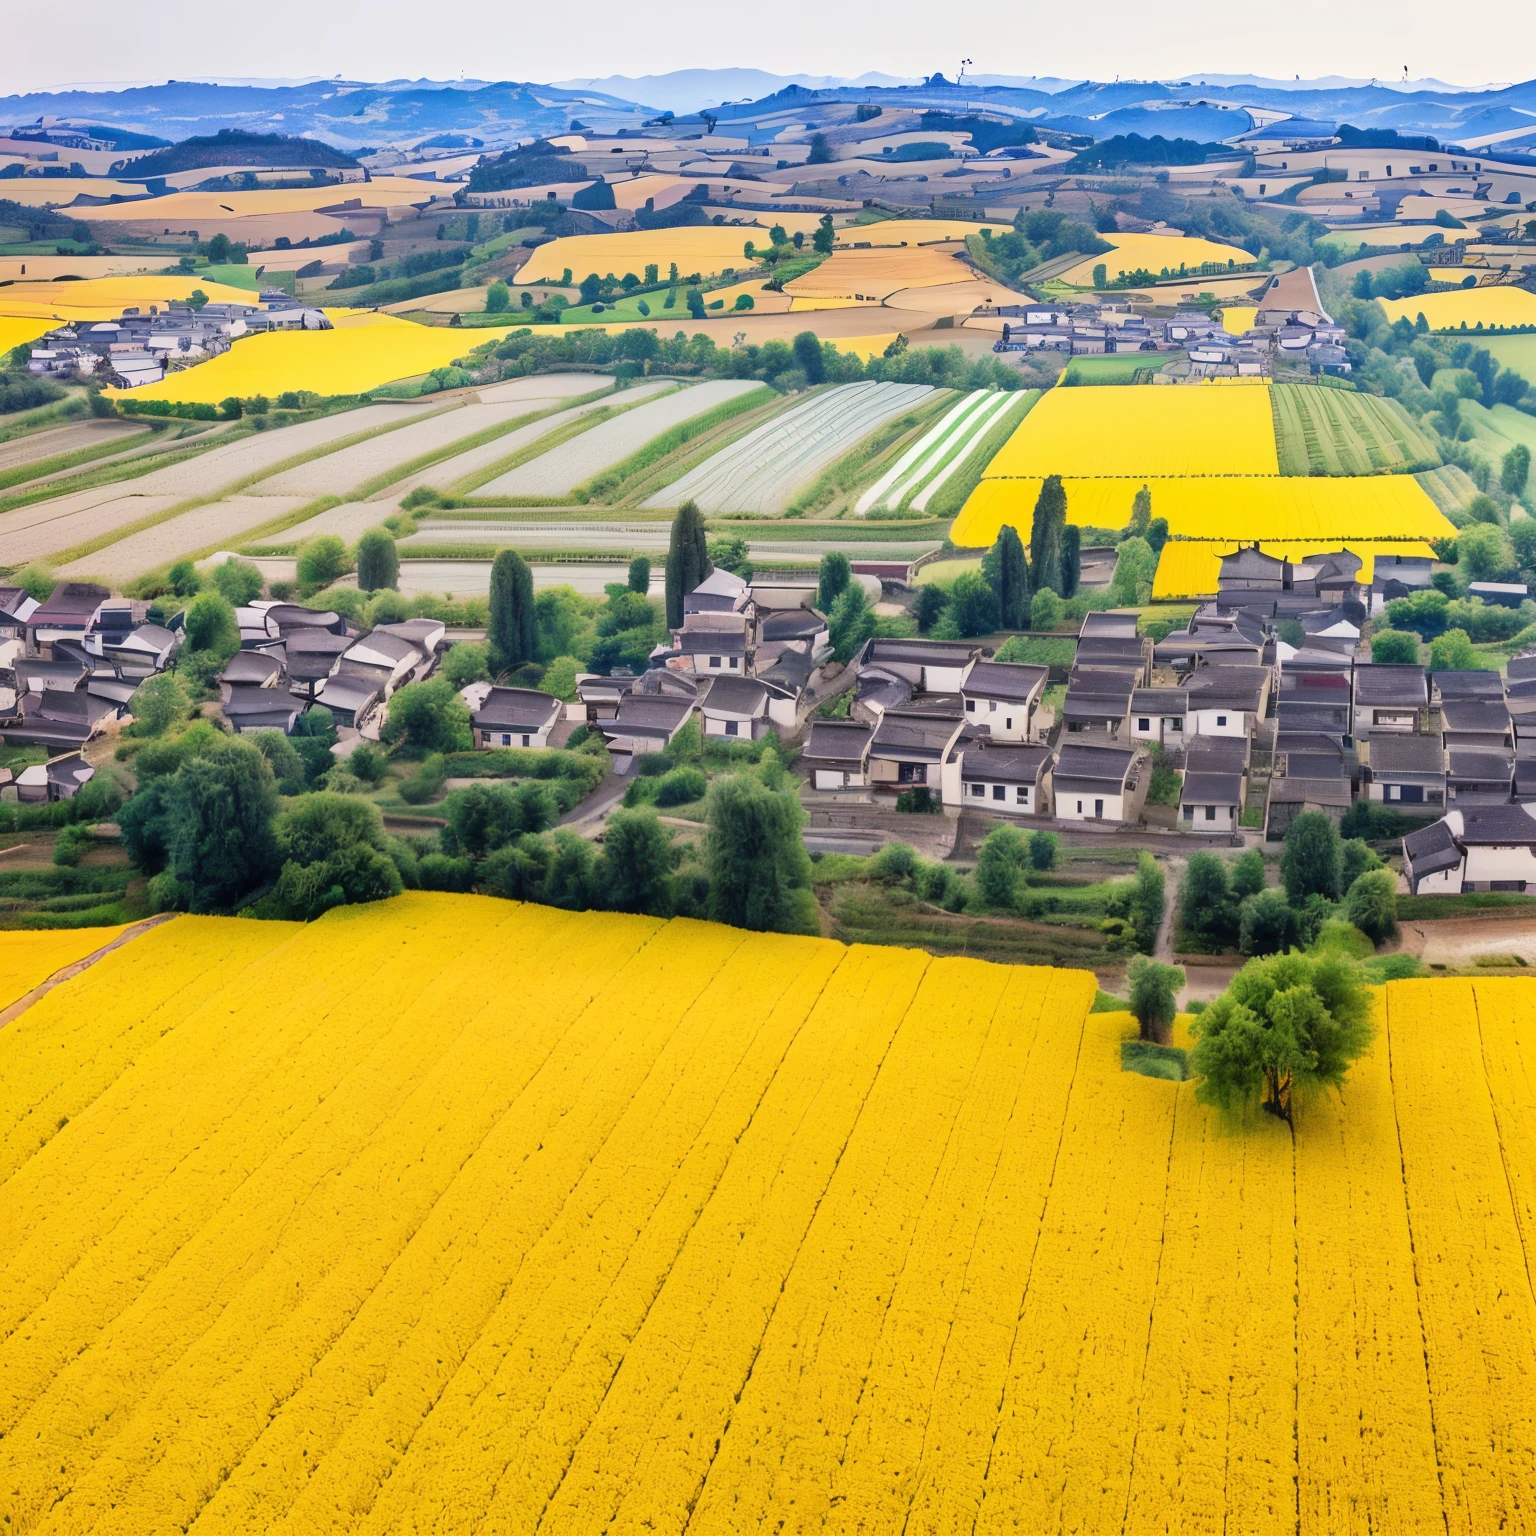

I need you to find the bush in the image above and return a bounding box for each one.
[976,825,1028,908]
[418,853,475,892]
[872,841,917,883]
[296,535,348,594]
[653,765,707,806]
[1028,829,1058,870]
[355,528,399,592]
[1240,888,1297,957]
[1347,867,1399,945]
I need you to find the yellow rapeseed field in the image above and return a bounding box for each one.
[516,227,768,285]
[1379,285,1536,332]
[0,925,129,1012]
[106,315,479,403]
[4,897,1536,1532]
[0,315,59,355]
[979,383,1282,479]
[1058,231,1259,287]
[0,275,261,323]
[1150,536,1444,597]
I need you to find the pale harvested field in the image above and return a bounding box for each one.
[883,278,1009,315]
[0,495,183,567]
[0,420,147,476]
[475,381,764,499]
[70,178,445,224]
[784,245,974,302]
[255,382,606,498]
[381,287,494,315]
[266,501,412,547]
[0,256,167,282]
[60,496,312,579]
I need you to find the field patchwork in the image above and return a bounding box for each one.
[5,898,1536,1531]
[1270,382,1441,475]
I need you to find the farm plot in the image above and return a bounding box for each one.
[1380,286,1536,332]
[0,420,149,480]
[253,380,606,498]
[1056,231,1258,287]
[1416,462,1485,520]
[60,497,313,580]
[782,244,973,303]
[474,381,765,501]
[515,227,769,286]
[856,389,1015,514]
[1271,383,1441,475]
[644,381,935,514]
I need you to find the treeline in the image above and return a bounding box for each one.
[968,208,1113,284]
[1065,133,1226,171]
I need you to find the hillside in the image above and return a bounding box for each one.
[1,895,1534,1532]
[121,128,361,177]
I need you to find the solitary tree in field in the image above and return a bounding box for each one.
[983,525,1029,629]
[1189,951,1373,1123]
[1128,955,1185,1045]
[812,212,836,252]
[1126,483,1152,538]
[664,500,711,628]
[488,549,536,671]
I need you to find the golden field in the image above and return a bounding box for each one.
[1057,231,1258,287]
[68,177,443,224]
[1379,285,1536,331]
[0,275,261,323]
[783,243,981,302]
[515,227,770,285]
[1150,535,1444,597]
[834,218,997,246]
[0,315,59,355]
[105,314,477,403]
[979,383,1282,479]
[2,897,1536,1532]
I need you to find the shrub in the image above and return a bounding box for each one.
[1347,867,1399,945]
[653,766,707,806]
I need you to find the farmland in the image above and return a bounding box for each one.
[856,388,1016,513]
[2,899,1536,1533]
[644,380,935,513]
[0,276,261,322]
[1056,231,1259,287]
[1379,285,1536,332]
[1270,382,1441,475]
[515,227,775,286]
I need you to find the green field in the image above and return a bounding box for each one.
[1484,335,1536,387]
[1058,353,1178,386]
[1271,382,1441,475]
[1416,463,1484,520]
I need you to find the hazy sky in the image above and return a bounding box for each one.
[0,0,1523,98]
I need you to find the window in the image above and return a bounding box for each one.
[898,763,927,784]
[521,734,531,748]
[725,720,738,737]
[730,657,739,669]
[1183,804,1195,820]
[500,733,513,746]
[970,783,985,797]
[709,656,721,669]
[1491,880,1528,893]
[1005,716,1013,730]
[1139,718,1150,731]
[1170,717,1183,731]
[965,699,975,713]
[1076,799,1084,814]
[1399,784,1424,803]
[1205,805,1216,821]
[1094,798,1104,818]
[842,771,853,787]
[1216,714,1228,728]
[989,700,997,712]
[1015,786,1029,804]
[993,784,1006,801]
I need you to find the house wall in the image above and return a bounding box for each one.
[1131,715,1184,748]
[1057,786,1127,823]
[703,713,764,740]
[923,663,970,693]
[1188,705,1248,738]
[1409,861,1462,895]
[684,653,745,675]
[477,724,554,749]
[767,696,798,730]
[813,766,868,790]
[959,779,1043,816]
[1354,705,1419,737]
[1180,801,1239,834]
[1369,777,1444,806]
[1463,844,1536,889]
[963,695,1037,743]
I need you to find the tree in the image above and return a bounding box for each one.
[1029,475,1068,595]
[945,571,1000,638]
[817,550,851,612]
[1145,516,1169,555]
[1189,950,1373,1122]
[1128,850,1165,954]
[211,557,263,606]
[486,279,510,313]
[812,212,836,251]
[1240,889,1296,957]
[250,729,307,794]
[807,135,834,166]
[1125,484,1152,538]
[296,535,347,593]
[1281,811,1343,903]
[1428,627,1479,672]
[160,741,281,913]
[829,582,876,662]
[627,555,651,594]
[686,287,706,320]
[1128,956,1185,1045]
[441,640,490,689]
[1503,443,1531,497]
[1230,846,1266,900]
[1182,850,1238,949]
[1029,587,1064,629]
[601,807,676,915]
[183,590,239,658]
[1109,535,1156,606]
[488,548,536,670]
[704,772,815,933]
[793,329,826,383]
[1347,867,1398,945]
[355,528,399,592]
[129,671,192,737]
[1340,837,1382,892]
[442,780,556,857]
[1370,628,1420,664]
[664,500,711,629]
[976,825,1028,908]
[1061,523,1081,598]
[380,678,472,753]
[272,793,401,920]
[982,525,1029,629]
[1457,523,1514,583]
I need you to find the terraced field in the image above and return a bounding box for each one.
[4,899,1536,1533]
[1416,462,1486,520]
[855,388,1016,514]
[645,380,935,513]
[1271,383,1441,475]
[475,381,765,501]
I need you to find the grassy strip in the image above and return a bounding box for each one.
[29,402,460,568]
[1396,891,1536,921]
[784,390,959,518]
[0,426,159,494]
[0,394,90,445]
[572,384,776,504]
[393,545,655,561]
[616,389,815,508]
[921,388,1038,522]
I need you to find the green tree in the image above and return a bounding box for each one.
[380,678,472,753]
[1182,849,1238,949]
[1029,587,1064,629]
[1347,867,1399,945]
[1061,524,1081,598]
[441,641,490,689]
[355,528,399,592]
[1428,627,1479,672]
[1092,262,1108,289]
[1230,846,1266,900]
[1340,837,1383,891]
[686,287,706,320]
[485,279,510,313]
[272,793,402,919]
[1240,888,1296,957]
[1128,955,1185,1044]
[1370,628,1421,664]
[1109,534,1156,606]
[1029,474,1068,596]
[1028,829,1058,870]
[982,525,1029,629]
[211,557,263,606]
[945,571,1000,638]
[161,741,281,913]
[183,590,239,657]
[812,211,836,250]
[1281,811,1343,903]
[601,807,676,915]
[829,582,876,662]
[1189,951,1374,1123]
[912,583,948,632]
[817,550,851,612]
[296,535,347,594]
[1504,443,1532,497]
[792,329,826,383]
[1125,484,1152,538]
[129,671,193,737]
[976,825,1028,908]
[442,780,556,858]
[250,729,307,795]
[704,772,815,933]
[627,555,651,594]
[539,654,582,700]
[664,500,711,629]
[1145,516,1169,555]
[488,548,536,670]
[1127,850,1165,954]
[1457,523,1514,583]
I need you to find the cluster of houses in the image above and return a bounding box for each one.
[26,295,332,389]
[988,263,1349,378]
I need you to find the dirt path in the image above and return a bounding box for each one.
[1154,854,1185,967]
[0,914,173,1030]
[1400,913,1536,967]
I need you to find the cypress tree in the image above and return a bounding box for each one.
[488,549,536,671]
[983,525,1029,629]
[1061,523,1081,599]
[1030,474,1067,595]
[354,528,399,592]
[664,499,711,628]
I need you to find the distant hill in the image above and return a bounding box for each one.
[121,129,360,176]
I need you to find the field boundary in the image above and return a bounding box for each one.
[0,913,172,1030]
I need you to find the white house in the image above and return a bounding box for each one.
[1053,742,1149,825]
[702,676,770,740]
[959,659,1049,743]
[1179,767,1243,834]
[1403,804,1536,894]
[942,744,1054,817]
[1185,665,1270,738]
[468,686,562,749]
[857,639,982,695]
[1130,687,1187,749]
[802,718,873,790]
